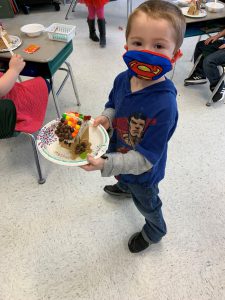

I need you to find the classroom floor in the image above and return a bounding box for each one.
[1,1,225,300]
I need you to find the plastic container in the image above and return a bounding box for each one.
[205,2,224,13]
[46,23,76,42]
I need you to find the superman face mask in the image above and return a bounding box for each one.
[123,50,174,81]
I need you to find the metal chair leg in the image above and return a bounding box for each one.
[206,69,225,107]
[27,133,46,184]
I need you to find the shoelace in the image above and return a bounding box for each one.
[220,88,225,95]
[193,76,204,80]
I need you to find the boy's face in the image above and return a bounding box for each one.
[126,11,177,60]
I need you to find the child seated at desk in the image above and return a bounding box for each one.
[184,28,225,102]
[0,53,50,136]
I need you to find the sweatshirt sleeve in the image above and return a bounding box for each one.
[101,150,152,177]
[101,107,115,129]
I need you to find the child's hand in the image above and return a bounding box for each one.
[80,155,105,171]
[9,54,26,74]
[93,115,110,130]
[219,43,225,50]
[204,35,218,45]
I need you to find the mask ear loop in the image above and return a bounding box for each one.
[171,49,183,63]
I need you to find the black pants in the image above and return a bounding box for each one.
[194,40,225,89]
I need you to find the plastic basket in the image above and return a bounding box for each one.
[47,23,76,43]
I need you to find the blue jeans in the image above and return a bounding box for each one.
[194,40,225,89]
[117,181,167,243]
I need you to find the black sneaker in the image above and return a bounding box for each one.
[212,86,225,103]
[103,184,132,198]
[184,73,207,85]
[128,232,150,253]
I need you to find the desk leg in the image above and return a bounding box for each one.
[55,61,80,109]
[64,61,81,106]
[50,77,61,118]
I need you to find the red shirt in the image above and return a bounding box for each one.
[0,73,48,133]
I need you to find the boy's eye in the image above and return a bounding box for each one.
[155,44,163,49]
[132,41,142,46]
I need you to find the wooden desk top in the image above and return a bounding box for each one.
[180,2,225,24]
[0,23,71,63]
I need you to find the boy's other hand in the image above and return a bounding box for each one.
[93,116,110,130]
[80,155,105,171]
[9,54,26,74]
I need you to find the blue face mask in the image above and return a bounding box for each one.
[123,50,173,81]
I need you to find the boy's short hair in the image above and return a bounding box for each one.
[126,0,186,52]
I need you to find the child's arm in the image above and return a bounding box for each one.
[81,150,152,174]
[218,28,225,49]
[217,28,225,39]
[0,54,25,97]
[204,28,225,46]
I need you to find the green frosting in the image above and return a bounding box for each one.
[80,152,87,159]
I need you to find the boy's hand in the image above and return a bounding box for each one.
[9,54,26,74]
[93,115,110,130]
[80,155,105,171]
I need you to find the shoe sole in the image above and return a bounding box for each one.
[103,187,132,198]
[184,81,207,86]
[213,96,225,103]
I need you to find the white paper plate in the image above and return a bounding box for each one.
[0,35,22,52]
[181,7,207,18]
[37,119,109,166]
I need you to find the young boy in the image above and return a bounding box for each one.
[184,28,225,103]
[81,0,186,253]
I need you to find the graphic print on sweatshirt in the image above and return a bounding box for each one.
[112,112,157,153]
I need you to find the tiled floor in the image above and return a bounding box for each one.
[0,1,225,299]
